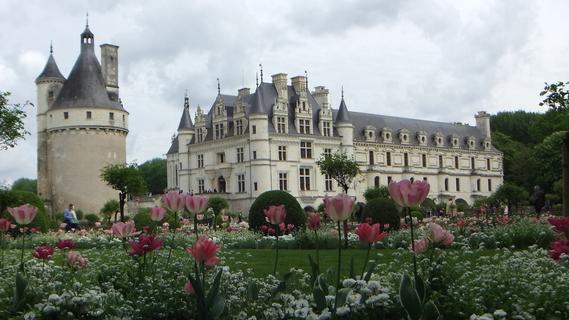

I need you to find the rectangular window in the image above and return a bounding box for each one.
[477,179,481,191]
[218,153,225,164]
[252,125,256,134]
[300,141,312,159]
[299,168,311,191]
[215,123,225,139]
[254,182,258,191]
[387,176,392,184]
[323,121,331,136]
[279,173,288,191]
[325,174,333,192]
[324,148,332,155]
[439,155,443,168]
[487,159,491,170]
[64,112,69,119]
[109,112,114,120]
[278,146,287,161]
[404,153,409,167]
[299,119,311,134]
[471,157,475,169]
[197,154,204,168]
[86,111,92,119]
[423,177,428,181]
[237,174,245,193]
[386,152,391,166]
[197,128,204,143]
[455,178,460,191]
[277,117,286,133]
[236,147,244,163]
[235,120,243,136]
[445,178,449,191]
[198,179,205,193]
[422,154,427,168]
[253,151,257,160]
[369,151,374,165]
[455,156,459,169]
[488,179,492,191]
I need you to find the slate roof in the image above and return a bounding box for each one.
[335,98,350,123]
[167,136,178,154]
[35,54,65,83]
[178,97,194,130]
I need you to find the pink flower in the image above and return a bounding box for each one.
[67,251,88,268]
[323,193,354,222]
[388,180,430,207]
[355,223,387,244]
[128,234,163,256]
[550,239,569,261]
[7,204,38,225]
[0,218,10,232]
[56,239,75,250]
[307,213,321,230]
[181,218,190,225]
[161,191,185,212]
[267,228,275,236]
[112,221,136,238]
[185,195,209,216]
[411,238,429,253]
[286,223,294,231]
[456,219,466,228]
[150,207,166,222]
[264,205,287,225]
[94,222,102,228]
[186,236,221,267]
[32,245,54,260]
[428,223,454,246]
[548,216,569,234]
[183,281,194,295]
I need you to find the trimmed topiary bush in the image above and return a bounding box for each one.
[249,190,306,231]
[85,213,100,224]
[0,190,50,232]
[363,198,400,230]
[133,208,154,231]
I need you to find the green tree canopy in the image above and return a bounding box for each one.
[363,186,390,202]
[540,81,569,112]
[493,182,529,213]
[138,158,167,195]
[0,91,30,150]
[11,178,37,194]
[100,163,147,221]
[316,151,360,193]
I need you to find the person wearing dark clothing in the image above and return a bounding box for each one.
[531,185,546,216]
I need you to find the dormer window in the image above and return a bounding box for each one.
[365,126,376,142]
[398,129,410,145]
[433,132,444,147]
[382,128,393,143]
[417,131,428,146]
[322,121,331,137]
[449,135,460,148]
[466,136,476,150]
[483,138,491,151]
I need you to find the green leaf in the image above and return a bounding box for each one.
[206,269,223,306]
[209,294,225,319]
[313,286,327,312]
[423,301,440,320]
[11,272,28,312]
[414,274,426,304]
[272,271,293,296]
[364,262,378,282]
[399,273,423,320]
[336,288,351,308]
[246,280,258,301]
[317,274,329,295]
[308,255,320,285]
[349,256,355,279]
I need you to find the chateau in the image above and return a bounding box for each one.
[166,73,503,213]
[36,24,128,214]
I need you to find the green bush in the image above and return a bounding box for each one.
[0,190,50,232]
[249,190,306,231]
[363,198,400,230]
[85,213,100,224]
[133,208,154,232]
[76,210,84,220]
[363,186,390,202]
[410,208,424,221]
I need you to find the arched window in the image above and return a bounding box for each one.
[374,176,380,187]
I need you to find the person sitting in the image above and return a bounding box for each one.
[63,204,80,231]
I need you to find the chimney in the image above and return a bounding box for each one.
[475,111,491,139]
[312,86,329,108]
[100,44,119,101]
[291,75,307,95]
[271,73,288,98]
[238,87,250,98]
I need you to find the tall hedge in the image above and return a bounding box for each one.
[0,190,49,232]
[363,198,400,230]
[249,190,306,231]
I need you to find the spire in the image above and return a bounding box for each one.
[35,43,65,83]
[336,87,351,123]
[305,70,308,90]
[81,15,94,53]
[259,63,263,83]
[250,85,266,114]
[256,72,259,87]
[178,93,194,130]
[50,41,53,54]
[86,12,89,28]
[217,78,221,95]
[184,90,189,108]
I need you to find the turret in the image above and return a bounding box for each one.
[177,93,195,153]
[100,44,119,101]
[335,89,354,155]
[249,85,271,195]
[475,111,491,140]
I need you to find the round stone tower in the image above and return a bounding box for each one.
[36,23,128,215]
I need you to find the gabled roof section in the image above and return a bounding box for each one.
[35,52,65,83]
[335,97,351,123]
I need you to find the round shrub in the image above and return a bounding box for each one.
[133,208,154,231]
[85,213,100,224]
[0,190,50,232]
[249,190,306,231]
[363,198,400,230]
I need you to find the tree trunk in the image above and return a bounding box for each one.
[119,192,126,222]
[342,185,349,248]
[563,132,569,216]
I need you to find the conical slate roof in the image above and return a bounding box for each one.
[249,84,266,114]
[35,53,65,83]
[178,96,194,130]
[335,97,350,123]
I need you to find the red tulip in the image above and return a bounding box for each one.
[161,191,185,212]
[307,213,321,230]
[323,193,354,222]
[186,236,221,267]
[287,223,294,231]
[410,238,429,253]
[7,204,38,225]
[128,234,163,256]
[183,281,195,295]
[32,245,54,260]
[260,225,268,232]
[550,239,569,261]
[112,221,136,238]
[548,216,569,234]
[0,218,10,232]
[56,239,75,250]
[428,223,454,246]
[185,195,209,216]
[355,223,387,244]
[150,207,166,222]
[267,228,275,236]
[264,205,287,225]
[388,180,430,207]
[67,251,88,268]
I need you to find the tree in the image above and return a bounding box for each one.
[0,91,30,150]
[363,186,390,202]
[100,163,147,222]
[207,196,229,231]
[138,158,167,195]
[11,178,37,194]
[100,199,120,222]
[316,151,360,247]
[493,182,529,214]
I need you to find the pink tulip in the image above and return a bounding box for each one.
[67,251,88,268]
[7,204,38,225]
[128,234,163,256]
[548,216,569,234]
[323,193,354,222]
[94,222,102,228]
[185,195,209,216]
[111,221,136,238]
[550,239,569,261]
[355,223,387,244]
[32,245,54,260]
[428,223,454,246]
[411,238,429,253]
[264,205,287,225]
[186,236,221,267]
[150,207,166,222]
[0,218,10,232]
[388,180,430,207]
[161,191,185,212]
[183,281,195,295]
[307,213,321,230]
[56,239,75,250]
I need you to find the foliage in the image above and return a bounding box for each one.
[363,198,400,230]
[84,213,100,224]
[208,197,229,216]
[0,91,30,150]
[249,190,306,231]
[10,178,37,194]
[100,163,147,196]
[101,200,119,215]
[133,208,154,231]
[138,158,167,195]
[316,151,360,192]
[540,81,569,111]
[492,182,529,212]
[363,186,390,202]
[0,190,49,232]
[532,131,568,193]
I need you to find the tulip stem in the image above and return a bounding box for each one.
[361,243,371,279]
[333,221,342,319]
[20,233,25,271]
[408,207,418,279]
[194,218,199,240]
[0,233,4,269]
[273,228,279,275]
[314,230,320,267]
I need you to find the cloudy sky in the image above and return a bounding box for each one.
[1,0,568,185]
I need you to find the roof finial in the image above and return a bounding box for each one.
[341,86,344,99]
[305,70,308,89]
[86,12,89,27]
[217,78,221,95]
[50,41,53,54]
[184,90,189,108]
[255,72,259,87]
[259,63,263,83]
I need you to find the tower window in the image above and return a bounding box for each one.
[109,112,114,120]
[63,112,69,119]
[455,178,460,191]
[252,125,256,134]
[471,157,475,169]
[404,153,409,167]
[369,151,374,165]
[422,154,427,167]
[487,159,491,170]
[48,91,54,99]
[386,152,391,166]
[439,155,443,168]
[86,111,92,119]
[454,156,459,169]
